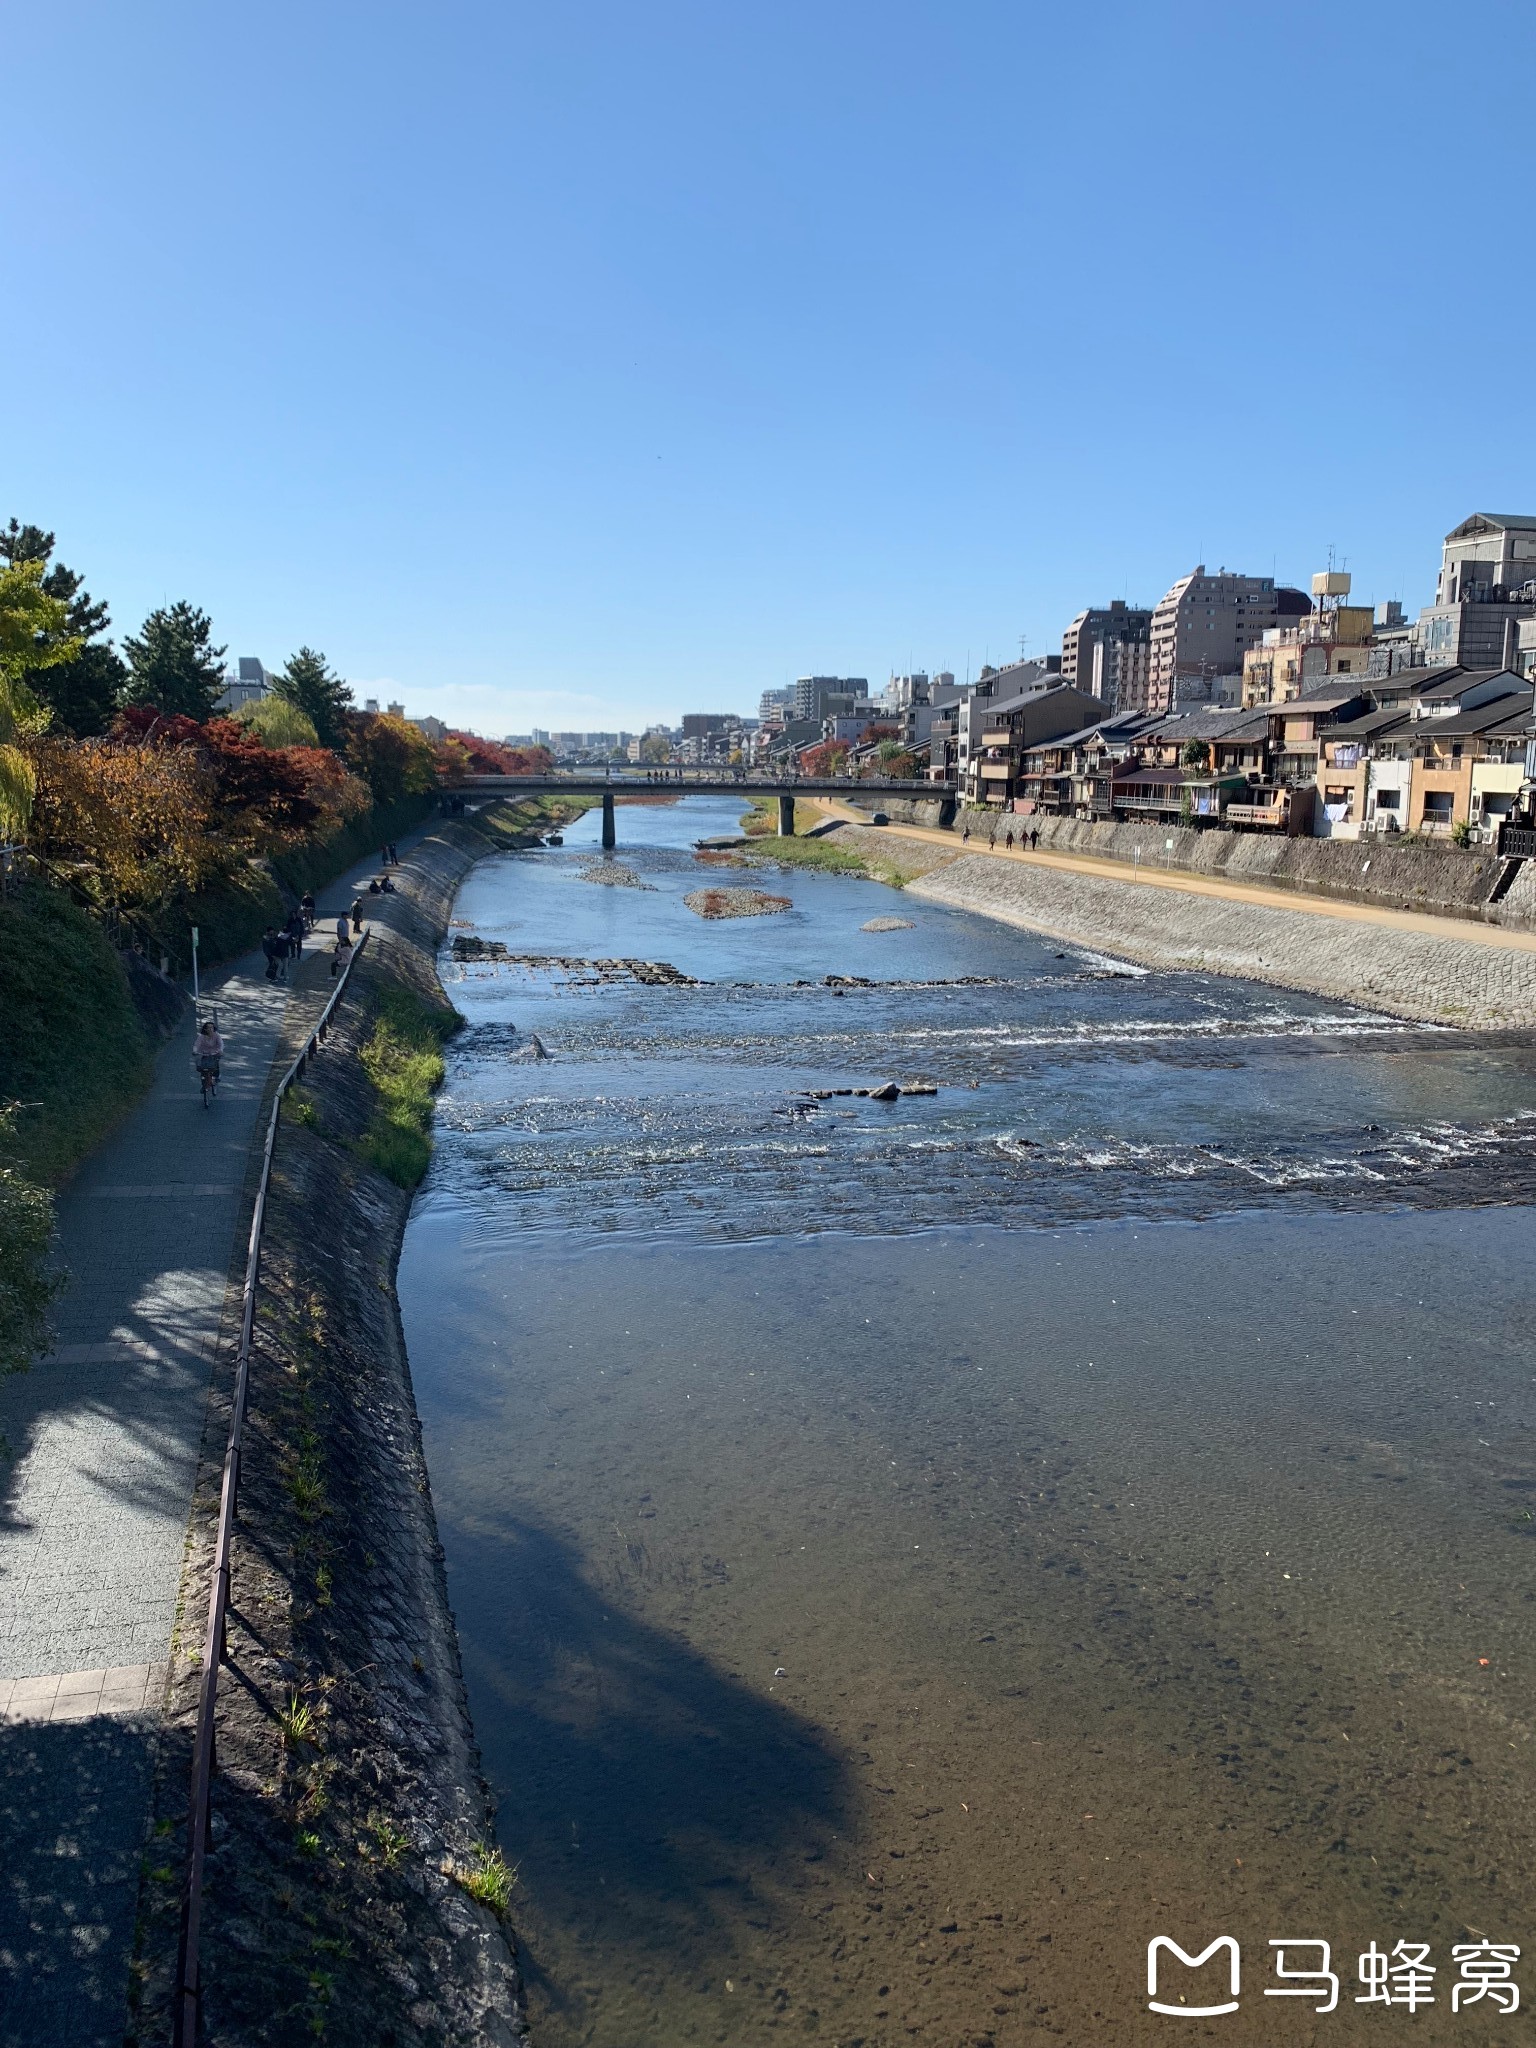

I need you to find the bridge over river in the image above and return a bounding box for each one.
[445,771,958,848]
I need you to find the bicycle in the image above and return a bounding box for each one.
[198,1060,221,1108]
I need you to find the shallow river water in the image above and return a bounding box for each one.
[399,798,1536,2045]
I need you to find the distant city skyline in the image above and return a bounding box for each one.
[7,1,1533,736]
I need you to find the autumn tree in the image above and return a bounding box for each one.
[26,733,223,915]
[0,520,125,736]
[271,646,353,750]
[342,711,438,805]
[121,602,227,721]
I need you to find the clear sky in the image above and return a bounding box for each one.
[8,1,1535,735]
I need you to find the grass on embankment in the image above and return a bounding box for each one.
[357,984,461,1189]
[737,799,906,885]
[0,880,157,1186]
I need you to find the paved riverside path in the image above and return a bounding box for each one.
[0,832,432,2048]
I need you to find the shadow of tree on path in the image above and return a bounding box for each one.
[0,1712,160,2048]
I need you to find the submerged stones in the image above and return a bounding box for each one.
[684,888,792,920]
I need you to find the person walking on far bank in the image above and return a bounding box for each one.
[1031,827,1039,851]
[387,841,398,864]
[351,897,364,934]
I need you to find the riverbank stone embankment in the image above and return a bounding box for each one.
[904,849,1536,1028]
[132,801,578,2047]
[848,797,1536,930]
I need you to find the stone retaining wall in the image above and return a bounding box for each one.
[906,853,1536,1029]
[845,799,1536,930]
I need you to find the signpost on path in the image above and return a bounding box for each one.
[191,925,200,1007]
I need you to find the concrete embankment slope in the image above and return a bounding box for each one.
[132,802,570,2048]
[904,849,1536,1028]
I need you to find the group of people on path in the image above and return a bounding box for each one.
[959,821,1041,853]
[201,848,414,1097]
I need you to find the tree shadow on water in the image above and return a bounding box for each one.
[444,1513,850,1972]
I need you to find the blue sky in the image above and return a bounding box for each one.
[7,0,1534,734]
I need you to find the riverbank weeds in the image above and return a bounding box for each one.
[357,985,461,1188]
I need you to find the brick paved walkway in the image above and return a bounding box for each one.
[0,833,432,2047]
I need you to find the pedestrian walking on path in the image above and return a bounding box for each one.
[261,925,287,983]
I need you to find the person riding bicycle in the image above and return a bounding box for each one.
[194,1019,223,1086]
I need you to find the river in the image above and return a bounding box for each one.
[398,796,1536,2044]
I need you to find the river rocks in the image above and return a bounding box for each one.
[452,949,697,985]
[861,916,915,932]
[684,887,793,920]
[579,860,654,889]
[799,1080,939,1100]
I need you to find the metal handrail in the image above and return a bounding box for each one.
[172,927,371,2047]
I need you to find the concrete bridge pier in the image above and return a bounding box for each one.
[602,790,616,849]
[778,793,795,837]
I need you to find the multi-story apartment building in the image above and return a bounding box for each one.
[962,683,1104,805]
[1242,571,1375,705]
[1148,567,1309,715]
[794,675,869,721]
[1060,601,1151,709]
[1415,512,1536,670]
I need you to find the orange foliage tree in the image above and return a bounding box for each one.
[26,734,224,914]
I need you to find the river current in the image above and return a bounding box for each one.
[398,797,1536,2045]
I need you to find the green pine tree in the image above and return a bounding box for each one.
[121,602,228,721]
[272,646,354,750]
[0,519,121,735]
